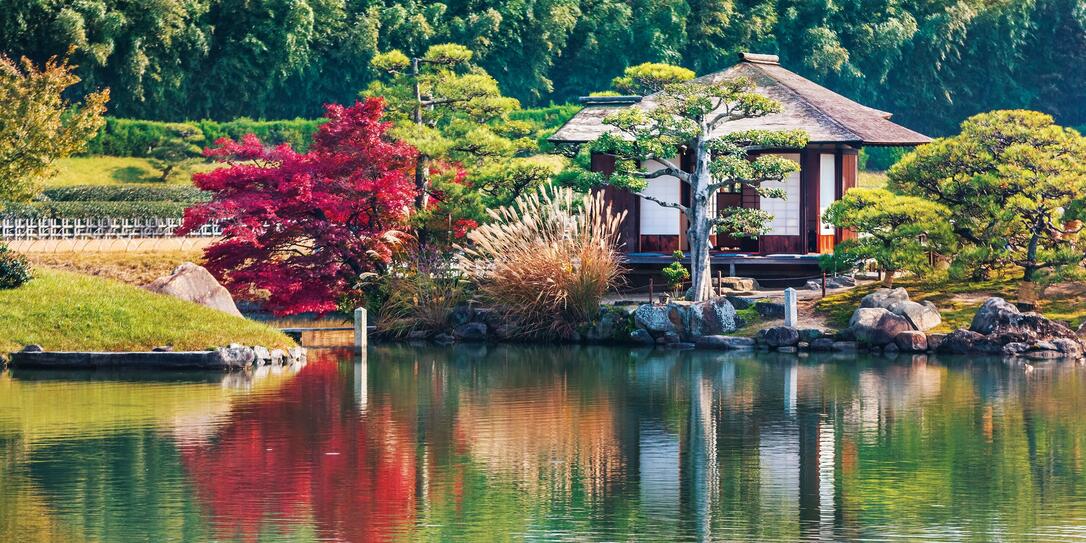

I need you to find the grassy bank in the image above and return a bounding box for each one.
[50,156,214,186]
[816,276,1086,332]
[0,268,293,353]
[27,250,204,286]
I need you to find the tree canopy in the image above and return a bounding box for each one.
[889,110,1086,284]
[0,53,108,201]
[2,0,1083,135]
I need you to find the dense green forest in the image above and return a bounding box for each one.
[2,0,1083,135]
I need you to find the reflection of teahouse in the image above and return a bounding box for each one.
[549,52,931,284]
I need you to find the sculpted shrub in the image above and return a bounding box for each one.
[0,244,31,289]
[458,187,625,338]
[178,98,417,315]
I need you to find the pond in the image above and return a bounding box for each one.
[2,345,1086,542]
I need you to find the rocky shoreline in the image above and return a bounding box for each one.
[388,287,1086,361]
[6,343,307,371]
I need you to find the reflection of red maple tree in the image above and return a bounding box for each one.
[179,356,416,543]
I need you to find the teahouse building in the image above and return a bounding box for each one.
[549,53,931,284]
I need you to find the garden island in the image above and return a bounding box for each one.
[1,2,1085,540]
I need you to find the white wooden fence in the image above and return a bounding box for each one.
[0,218,221,240]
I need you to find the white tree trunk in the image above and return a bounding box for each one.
[687,135,715,302]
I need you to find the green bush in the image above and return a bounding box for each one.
[0,245,32,289]
[84,117,324,157]
[1,201,190,219]
[41,185,209,203]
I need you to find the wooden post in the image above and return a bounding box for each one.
[354,307,367,351]
[821,272,827,298]
[716,269,722,297]
[784,287,798,328]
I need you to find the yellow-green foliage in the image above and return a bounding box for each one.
[611,62,696,95]
[0,268,293,352]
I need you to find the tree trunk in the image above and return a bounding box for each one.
[1023,227,1042,283]
[882,269,895,288]
[414,155,429,210]
[687,135,715,302]
[411,57,429,210]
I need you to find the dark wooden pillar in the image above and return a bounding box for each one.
[801,149,821,254]
[591,152,640,252]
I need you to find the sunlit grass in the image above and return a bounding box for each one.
[49,156,216,186]
[858,170,889,189]
[815,274,1086,332]
[26,250,204,286]
[0,268,293,353]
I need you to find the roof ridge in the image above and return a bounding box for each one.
[743,62,861,141]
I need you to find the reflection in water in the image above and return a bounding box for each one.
[2,346,1086,541]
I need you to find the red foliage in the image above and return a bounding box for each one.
[179,98,417,315]
[178,356,417,543]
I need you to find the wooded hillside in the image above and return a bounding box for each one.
[2,0,1083,135]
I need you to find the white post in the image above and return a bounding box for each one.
[354,307,367,351]
[784,287,798,328]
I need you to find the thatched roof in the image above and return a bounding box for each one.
[549,53,931,147]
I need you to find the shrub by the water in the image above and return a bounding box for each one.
[374,269,472,337]
[0,245,31,289]
[459,186,625,338]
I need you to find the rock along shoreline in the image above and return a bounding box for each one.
[5,343,307,371]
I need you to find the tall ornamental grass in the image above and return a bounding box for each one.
[459,186,625,338]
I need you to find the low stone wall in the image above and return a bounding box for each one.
[7,344,306,371]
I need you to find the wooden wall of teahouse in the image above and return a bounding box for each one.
[590,153,641,252]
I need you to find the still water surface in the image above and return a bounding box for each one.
[2,345,1086,542]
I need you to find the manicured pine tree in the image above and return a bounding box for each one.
[558,76,807,302]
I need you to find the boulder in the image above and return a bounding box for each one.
[886,300,942,331]
[452,322,488,341]
[253,345,272,362]
[970,297,1081,345]
[717,276,757,291]
[939,329,1002,355]
[447,304,475,327]
[687,297,738,337]
[826,276,857,288]
[895,331,928,353]
[859,288,910,309]
[926,333,946,352]
[883,343,900,354]
[432,333,455,345]
[695,335,756,350]
[848,308,912,346]
[804,280,822,291]
[635,304,678,334]
[586,308,626,342]
[764,326,800,348]
[666,342,696,350]
[832,341,858,352]
[1003,342,1030,356]
[798,328,825,342]
[810,338,835,351]
[217,345,256,368]
[21,344,42,353]
[146,262,243,317]
[630,329,655,345]
[755,301,786,319]
[778,346,799,353]
[1078,321,1086,338]
[1052,338,1084,359]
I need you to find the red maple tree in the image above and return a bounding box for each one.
[179,98,417,315]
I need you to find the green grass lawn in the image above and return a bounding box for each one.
[0,268,294,353]
[50,156,217,187]
[816,275,1086,332]
[858,170,889,189]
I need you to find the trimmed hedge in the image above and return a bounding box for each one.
[1,201,190,220]
[42,185,209,203]
[84,117,323,157]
